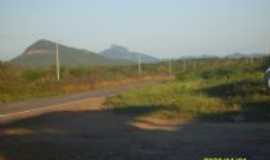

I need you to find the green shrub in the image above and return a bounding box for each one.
[200,68,238,80]
[22,69,45,81]
[106,58,267,120]
[176,71,201,81]
[68,68,90,77]
[173,95,226,114]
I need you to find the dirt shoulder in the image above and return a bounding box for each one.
[0,76,170,123]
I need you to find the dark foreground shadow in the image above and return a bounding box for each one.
[203,80,267,98]
[1,105,270,160]
[200,79,270,122]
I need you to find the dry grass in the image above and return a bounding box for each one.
[106,59,270,122]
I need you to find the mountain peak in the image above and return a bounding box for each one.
[35,39,53,44]
[110,44,129,51]
[100,44,159,63]
[11,40,132,67]
[23,39,57,55]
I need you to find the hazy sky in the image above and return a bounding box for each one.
[1,0,270,60]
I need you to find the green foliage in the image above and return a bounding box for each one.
[1,57,269,113]
[176,71,201,81]
[68,68,90,77]
[106,79,229,119]
[107,58,269,121]
[0,62,166,103]
[22,69,45,81]
[200,68,237,79]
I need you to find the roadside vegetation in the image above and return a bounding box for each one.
[106,57,270,121]
[0,62,170,103]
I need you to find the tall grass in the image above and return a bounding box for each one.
[0,62,169,103]
[106,57,270,121]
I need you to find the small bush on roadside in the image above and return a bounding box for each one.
[200,68,238,80]
[22,69,45,81]
[107,58,268,121]
[176,71,201,81]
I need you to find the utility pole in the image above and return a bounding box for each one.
[169,58,172,76]
[56,43,60,81]
[193,60,197,70]
[268,48,270,64]
[183,59,186,72]
[266,48,270,66]
[138,55,142,74]
[250,57,254,64]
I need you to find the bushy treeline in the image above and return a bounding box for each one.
[174,57,268,80]
[0,62,170,103]
[107,56,270,121]
[1,56,269,103]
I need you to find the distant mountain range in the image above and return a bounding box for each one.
[10,39,267,67]
[179,53,268,60]
[100,44,160,63]
[180,54,219,59]
[225,52,268,59]
[10,39,133,67]
[10,40,160,67]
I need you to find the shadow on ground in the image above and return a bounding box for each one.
[203,79,267,98]
[1,104,270,160]
[200,79,270,122]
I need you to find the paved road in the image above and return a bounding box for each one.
[1,98,269,160]
[0,79,270,160]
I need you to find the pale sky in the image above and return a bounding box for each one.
[1,0,270,60]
